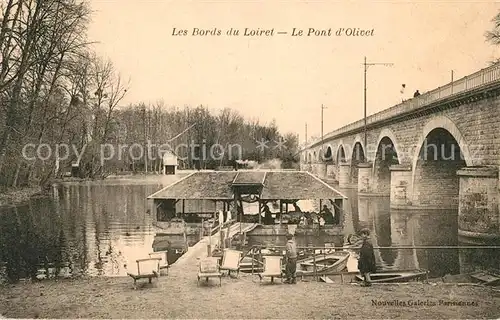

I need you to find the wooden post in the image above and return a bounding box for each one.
[251,248,255,277]
[285,202,288,222]
[234,195,239,223]
[313,252,317,281]
[183,227,188,252]
[279,200,282,226]
[239,198,243,234]
[258,200,262,224]
[208,211,215,257]
[200,218,204,241]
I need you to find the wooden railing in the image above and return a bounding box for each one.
[245,244,500,281]
[307,62,500,148]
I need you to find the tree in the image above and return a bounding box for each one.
[485,11,500,64]
[486,11,500,45]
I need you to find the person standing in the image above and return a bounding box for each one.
[284,233,298,284]
[357,228,376,287]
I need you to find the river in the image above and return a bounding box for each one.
[0,176,496,281]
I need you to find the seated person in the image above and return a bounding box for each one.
[298,214,307,226]
[292,201,302,212]
[319,216,325,227]
[320,204,335,224]
[306,212,314,225]
[263,204,274,225]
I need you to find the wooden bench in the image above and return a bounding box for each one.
[220,249,242,277]
[127,257,161,289]
[197,257,222,286]
[258,256,284,284]
[148,250,170,275]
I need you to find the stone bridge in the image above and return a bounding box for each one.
[300,63,500,244]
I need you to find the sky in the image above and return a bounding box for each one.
[87,1,500,143]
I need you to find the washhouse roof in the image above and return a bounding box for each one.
[147,170,347,201]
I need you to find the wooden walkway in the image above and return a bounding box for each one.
[169,222,256,275]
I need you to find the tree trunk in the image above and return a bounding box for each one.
[12,162,21,187]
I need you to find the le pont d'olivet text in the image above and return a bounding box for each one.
[171,27,375,37]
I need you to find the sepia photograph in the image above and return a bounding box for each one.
[0,0,499,319]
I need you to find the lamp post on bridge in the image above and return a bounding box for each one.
[363,57,394,150]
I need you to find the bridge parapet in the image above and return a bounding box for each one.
[308,63,500,148]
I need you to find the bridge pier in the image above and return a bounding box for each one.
[326,164,336,180]
[457,166,500,244]
[319,163,328,178]
[357,162,372,193]
[389,164,413,209]
[310,163,327,178]
[338,163,350,188]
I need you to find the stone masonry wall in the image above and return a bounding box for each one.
[304,94,500,167]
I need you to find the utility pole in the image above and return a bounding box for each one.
[305,123,308,144]
[143,105,148,174]
[321,104,327,158]
[451,70,454,94]
[363,57,394,150]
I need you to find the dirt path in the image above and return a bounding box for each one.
[1,274,499,319]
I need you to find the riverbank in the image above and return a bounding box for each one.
[0,186,44,207]
[0,274,498,319]
[0,173,183,206]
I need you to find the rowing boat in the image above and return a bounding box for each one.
[354,269,428,283]
[239,256,264,272]
[296,251,350,275]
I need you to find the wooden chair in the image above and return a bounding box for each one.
[148,250,169,275]
[220,249,242,278]
[127,257,161,289]
[197,257,222,286]
[257,256,284,284]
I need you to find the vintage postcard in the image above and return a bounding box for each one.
[0,0,499,319]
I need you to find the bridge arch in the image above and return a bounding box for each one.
[350,135,366,185]
[411,116,471,207]
[372,128,401,194]
[335,141,347,164]
[351,134,366,159]
[374,128,403,164]
[323,144,334,163]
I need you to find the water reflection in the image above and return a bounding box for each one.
[348,191,462,277]
[372,199,396,268]
[459,245,500,274]
[390,211,419,271]
[1,181,497,282]
[0,182,162,281]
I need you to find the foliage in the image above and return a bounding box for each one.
[485,11,500,46]
[109,104,299,172]
[0,0,298,187]
[486,11,500,64]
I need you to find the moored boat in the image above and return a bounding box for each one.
[354,269,429,283]
[239,256,264,272]
[296,251,350,275]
